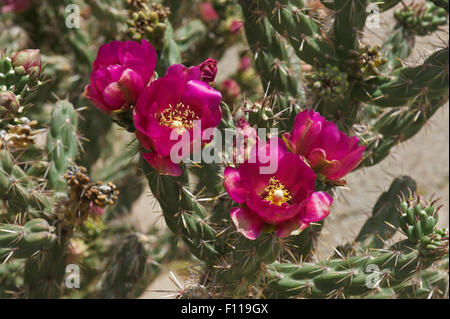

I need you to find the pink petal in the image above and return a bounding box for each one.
[167,64,202,81]
[300,191,333,223]
[328,145,366,180]
[276,218,309,238]
[224,167,248,204]
[84,84,109,113]
[246,194,301,225]
[290,109,324,155]
[308,148,340,176]
[230,207,263,240]
[118,68,145,105]
[142,152,182,176]
[102,82,126,109]
[182,80,222,128]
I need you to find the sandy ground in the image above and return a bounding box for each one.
[133,4,449,298]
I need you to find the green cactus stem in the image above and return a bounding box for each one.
[46,99,79,191]
[256,0,338,67]
[332,0,368,60]
[0,149,50,217]
[142,158,221,262]
[394,1,448,36]
[399,196,440,244]
[99,232,162,298]
[0,219,57,263]
[241,0,302,125]
[269,227,449,298]
[353,47,449,107]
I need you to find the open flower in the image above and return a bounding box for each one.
[283,110,365,182]
[84,40,157,114]
[134,64,222,176]
[224,137,333,240]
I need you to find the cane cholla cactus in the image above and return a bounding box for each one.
[0,0,448,299]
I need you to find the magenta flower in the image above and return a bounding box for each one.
[84,40,157,114]
[197,58,218,83]
[199,2,219,23]
[283,110,366,182]
[224,137,333,240]
[1,0,32,13]
[134,64,222,176]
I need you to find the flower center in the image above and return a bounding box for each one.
[158,102,199,134]
[262,177,292,206]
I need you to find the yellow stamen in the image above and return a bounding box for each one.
[263,177,292,206]
[158,102,199,134]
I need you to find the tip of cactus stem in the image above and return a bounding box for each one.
[419,229,449,260]
[399,194,442,244]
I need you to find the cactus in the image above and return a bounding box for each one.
[46,99,79,191]
[0,219,56,263]
[267,197,449,298]
[99,232,162,298]
[0,0,448,300]
[0,149,50,216]
[394,1,448,36]
[268,228,448,298]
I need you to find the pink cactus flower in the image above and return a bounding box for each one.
[197,58,218,83]
[229,20,244,35]
[283,110,366,182]
[84,40,157,114]
[1,0,32,13]
[134,64,222,176]
[199,2,219,23]
[224,137,333,240]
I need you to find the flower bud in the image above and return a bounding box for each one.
[11,49,42,80]
[198,58,218,83]
[0,90,20,121]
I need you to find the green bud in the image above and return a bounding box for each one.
[11,49,42,80]
[0,90,20,121]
